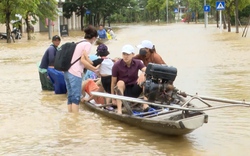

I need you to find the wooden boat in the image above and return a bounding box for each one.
[85,92,250,136]
[83,63,250,136]
[84,92,208,136]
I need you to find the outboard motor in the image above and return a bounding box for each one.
[143,63,177,104]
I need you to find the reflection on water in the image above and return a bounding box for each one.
[0,24,250,155]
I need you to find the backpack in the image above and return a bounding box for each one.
[54,40,85,71]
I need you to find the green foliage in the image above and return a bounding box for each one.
[239,4,250,17]
[63,0,131,26]
[238,4,250,24]
[146,0,165,12]
[0,0,21,23]
[187,0,203,12]
[0,0,58,25]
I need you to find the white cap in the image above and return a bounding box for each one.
[137,40,154,49]
[122,44,134,54]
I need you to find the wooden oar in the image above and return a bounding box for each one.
[187,93,250,106]
[91,92,250,111]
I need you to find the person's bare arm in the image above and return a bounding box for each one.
[81,50,97,71]
[82,50,93,64]
[137,67,147,86]
[154,53,166,64]
[141,67,146,72]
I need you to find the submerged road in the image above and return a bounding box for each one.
[0,23,250,156]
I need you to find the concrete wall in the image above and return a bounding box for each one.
[0,24,5,32]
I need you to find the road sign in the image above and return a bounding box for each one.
[216,1,225,10]
[60,25,69,37]
[174,8,178,13]
[58,7,63,16]
[86,10,91,15]
[204,5,210,12]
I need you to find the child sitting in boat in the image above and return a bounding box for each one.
[81,79,105,104]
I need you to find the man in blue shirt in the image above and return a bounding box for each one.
[97,25,107,39]
[39,35,61,91]
[40,35,61,69]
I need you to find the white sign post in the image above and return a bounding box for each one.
[204,5,210,28]
[216,1,225,30]
[57,7,63,36]
[219,10,222,29]
[174,8,178,23]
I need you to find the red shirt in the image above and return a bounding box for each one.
[112,59,145,85]
[85,80,105,104]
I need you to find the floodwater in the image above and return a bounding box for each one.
[1,23,250,156]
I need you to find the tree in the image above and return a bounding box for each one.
[222,0,250,32]
[21,0,58,40]
[187,0,203,23]
[146,0,165,23]
[235,0,239,33]
[0,0,22,43]
[0,0,58,42]
[63,0,131,28]
[63,0,87,30]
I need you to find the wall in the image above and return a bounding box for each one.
[0,13,82,34]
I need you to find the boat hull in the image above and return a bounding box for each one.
[84,101,207,136]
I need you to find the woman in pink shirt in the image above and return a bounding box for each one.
[64,25,98,113]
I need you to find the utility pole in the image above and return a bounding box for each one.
[166,0,168,23]
[204,0,207,28]
[48,19,52,39]
[235,0,239,33]
[57,0,64,36]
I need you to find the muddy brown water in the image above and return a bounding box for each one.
[0,24,250,156]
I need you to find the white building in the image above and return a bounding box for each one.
[0,0,81,34]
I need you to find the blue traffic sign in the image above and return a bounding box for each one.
[86,10,91,15]
[174,8,178,13]
[216,1,225,10]
[204,5,210,12]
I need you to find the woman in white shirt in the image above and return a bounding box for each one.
[92,44,114,94]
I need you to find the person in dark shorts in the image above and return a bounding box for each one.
[111,44,149,114]
[92,44,114,93]
[92,44,115,104]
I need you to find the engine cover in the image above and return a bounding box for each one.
[145,63,177,82]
